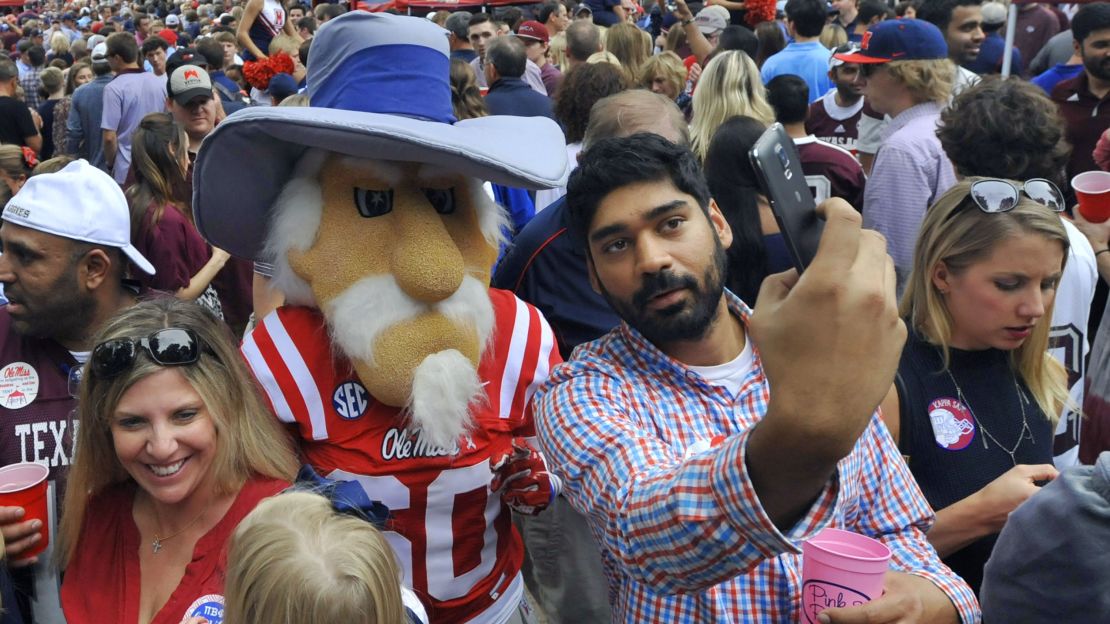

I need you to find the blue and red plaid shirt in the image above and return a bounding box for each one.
[534,292,981,623]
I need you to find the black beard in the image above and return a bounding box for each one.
[1084,54,1110,82]
[6,270,96,344]
[597,235,728,347]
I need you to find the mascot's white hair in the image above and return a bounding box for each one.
[261,149,511,449]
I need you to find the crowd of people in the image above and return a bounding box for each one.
[0,0,1107,622]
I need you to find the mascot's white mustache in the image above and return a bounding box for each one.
[324,273,495,366]
[324,274,494,449]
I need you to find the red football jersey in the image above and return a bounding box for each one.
[241,288,560,623]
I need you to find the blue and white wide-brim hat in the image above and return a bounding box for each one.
[193,11,571,260]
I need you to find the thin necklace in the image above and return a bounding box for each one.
[151,504,210,554]
[944,366,1034,467]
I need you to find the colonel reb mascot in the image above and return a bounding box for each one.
[193,13,569,623]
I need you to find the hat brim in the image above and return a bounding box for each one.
[193,106,571,261]
[832,52,891,64]
[171,86,212,105]
[122,244,156,275]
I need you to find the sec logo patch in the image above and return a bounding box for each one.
[928,397,976,451]
[333,381,370,420]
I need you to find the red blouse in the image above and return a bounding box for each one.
[61,476,289,624]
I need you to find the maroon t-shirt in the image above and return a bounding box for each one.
[805,90,864,156]
[795,135,867,212]
[133,202,211,293]
[1052,73,1110,182]
[0,308,77,483]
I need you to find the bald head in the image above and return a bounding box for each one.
[582,90,690,149]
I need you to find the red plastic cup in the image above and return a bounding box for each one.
[800,528,892,623]
[0,463,49,559]
[1073,171,1110,224]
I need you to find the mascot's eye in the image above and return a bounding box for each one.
[354,188,393,218]
[423,188,456,215]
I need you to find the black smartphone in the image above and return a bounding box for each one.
[748,123,824,273]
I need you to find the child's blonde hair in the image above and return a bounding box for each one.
[223,491,408,624]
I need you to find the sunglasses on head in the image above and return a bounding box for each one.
[91,328,203,379]
[967,178,1065,214]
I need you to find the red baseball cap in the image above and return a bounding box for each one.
[516,20,549,43]
[157,27,178,46]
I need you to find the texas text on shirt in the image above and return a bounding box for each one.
[533,293,980,623]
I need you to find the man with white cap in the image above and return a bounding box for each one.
[64,41,113,172]
[195,12,569,623]
[0,159,154,624]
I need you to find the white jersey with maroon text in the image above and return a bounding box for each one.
[241,288,560,623]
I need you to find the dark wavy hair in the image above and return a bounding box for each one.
[703,116,769,305]
[567,133,710,247]
[554,62,628,144]
[937,76,1071,187]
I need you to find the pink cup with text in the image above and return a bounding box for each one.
[1073,171,1110,223]
[800,528,891,623]
[0,463,49,559]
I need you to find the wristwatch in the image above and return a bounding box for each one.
[682,17,695,26]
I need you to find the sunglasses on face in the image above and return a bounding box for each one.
[968,178,1065,214]
[859,63,883,78]
[91,328,203,379]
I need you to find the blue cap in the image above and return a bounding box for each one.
[833,18,947,64]
[267,72,298,99]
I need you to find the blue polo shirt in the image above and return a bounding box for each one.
[760,41,832,103]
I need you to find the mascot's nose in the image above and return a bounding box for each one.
[390,194,466,303]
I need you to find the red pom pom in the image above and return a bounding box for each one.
[243,53,296,91]
[242,59,274,91]
[745,0,777,27]
[269,53,295,76]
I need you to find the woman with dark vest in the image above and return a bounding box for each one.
[878,178,1070,594]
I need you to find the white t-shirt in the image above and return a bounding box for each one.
[686,336,756,399]
[1049,218,1097,468]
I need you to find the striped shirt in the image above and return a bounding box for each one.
[241,289,560,623]
[862,101,956,289]
[534,292,981,623]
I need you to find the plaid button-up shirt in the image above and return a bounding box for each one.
[534,292,980,623]
[19,66,43,110]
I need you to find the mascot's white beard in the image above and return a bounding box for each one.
[324,274,496,449]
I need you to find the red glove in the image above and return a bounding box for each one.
[489,438,561,516]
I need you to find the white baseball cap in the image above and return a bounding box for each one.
[2,159,156,275]
[90,41,109,64]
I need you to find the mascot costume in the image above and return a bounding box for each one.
[193,12,570,623]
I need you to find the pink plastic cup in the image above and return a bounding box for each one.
[800,528,892,623]
[0,463,49,559]
[1073,171,1110,224]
